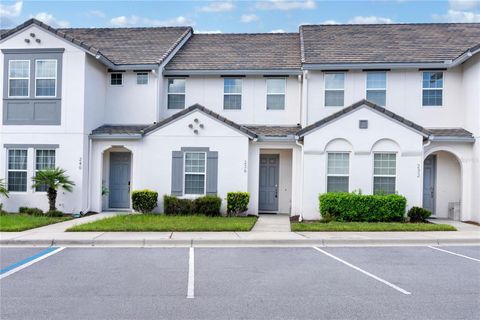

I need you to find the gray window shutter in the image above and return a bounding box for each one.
[206,151,218,195]
[171,151,184,196]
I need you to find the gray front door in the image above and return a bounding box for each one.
[423,155,436,214]
[259,154,279,212]
[109,152,131,208]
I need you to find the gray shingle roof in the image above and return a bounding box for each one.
[165,33,301,70]
[297,99,431,137]
[427,128,474,139]
[300,23,480,64]
[1,19,192,66]
[91,124,150,135]
[245,125,301,137]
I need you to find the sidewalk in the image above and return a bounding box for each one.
[1,214,478,247]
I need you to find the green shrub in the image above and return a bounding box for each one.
[19,207,44,216]
[407,206,432,223]
[194,195,222,216]
[164,195,222,216]
[227,192,250,216]
[319,192,407,222]
[131,190,158,213]
[46,209,64,217]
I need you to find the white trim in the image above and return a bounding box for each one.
[372,152,397,194]
[324,72,345,107]
[6,148,28,193]
[365,71,387,107]
[326,152,350,193]
[183,151,207,196]
[223,78,243,110]
[167,78,186,109]
[136,72,149,85]
[34,59,57,98]
[422,71,443,107]
[266,77,286,110]
[7,59,30,98]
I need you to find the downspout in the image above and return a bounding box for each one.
[295,137,304,222]
[301,70,309,126]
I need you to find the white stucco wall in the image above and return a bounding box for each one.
[159,75,302,125]
[433,151,461,218]
[301,106,425,220]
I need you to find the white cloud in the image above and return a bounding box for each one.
[31,12,70,28]
[110,15,194,27]
[270,28,286,33]
[256,0,316,11]
[89,10,106,18]
[199,1,235,12]
[321,19,338,25]
[433,9,480,22]
[449,0,479,10]
[196,30,223,34]
[241,14,259,23]
[348,16,394,24]
[0,0,22,27]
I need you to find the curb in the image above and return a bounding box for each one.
[1,237,479,247]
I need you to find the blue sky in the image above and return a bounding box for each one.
[1,1,479,32]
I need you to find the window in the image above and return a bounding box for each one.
[422,72,443,106]
[8,60,30,97]
[223,78,242,110]
[137,72,149,85]
[327,153,349,192]
[110,73,123,86]
[167,78,186,109]
[184,152,206,195]
[325,73,345,107]
[7,149,28,192]
[373,153,396,194]
[35,59,57,97]
[366,72,386,106]
[35,149,56,192]
[266,78,286,110]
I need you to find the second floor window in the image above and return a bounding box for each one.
[325,73,345,107]
[137,72,149,85]
[327,152,350,193]
[422,71,443,106]
[366,72,386,106]
[167,78,186,109]
[223,78,242,110]
[8,60,30,97]
[110,73,123,86]
[266,78,286,110]
[35,60,57,97]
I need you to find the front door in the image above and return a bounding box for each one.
[423,155,436,214]
[259,154,279,212]
[109,152,131,208]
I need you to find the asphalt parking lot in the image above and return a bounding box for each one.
[1,246,479,320]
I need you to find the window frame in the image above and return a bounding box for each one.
[136,72,149,85]
[366,71,387,106]
[422,71,443,107]
[266,78,286,110]
[324,72,345,107]
[34,149,56,192]
[34,59,58,98]
[110,73,123,86]
[223,78,243,110]
[8,59,30,98]
[6,148,28,193]
[167,78,186,110]
[326,152,350,193]
[183,151,207,196]
[372,152,397,195]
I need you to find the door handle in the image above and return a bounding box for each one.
[128,181,131,192]
[275,184,278,198]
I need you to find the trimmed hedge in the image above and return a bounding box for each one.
[227,192,250,216]
[132,190,158,213]
[408,206,432,222]
[164,195,222,216]
[319,192,407,222]
[19,207,44,216]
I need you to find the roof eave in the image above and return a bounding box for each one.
[302,62,450,70]
[429,136,475,143]
[163,69,302,76]
[89,133,143,140]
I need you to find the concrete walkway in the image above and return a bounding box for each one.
[428,219,480,231]
[251,214,291,232]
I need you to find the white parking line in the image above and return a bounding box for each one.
[312,247,411,295]
[427,246,480,262]
[0,247,65,280]
[187,247,195,299]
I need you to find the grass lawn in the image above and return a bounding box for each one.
[67,214,258,232]
[291,221,457,232]
[0,214,71,232]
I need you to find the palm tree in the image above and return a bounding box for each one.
[32,168,75,212]
[0,179,8,198]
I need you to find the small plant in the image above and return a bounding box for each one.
[131,190,158,213]
[227,192,250,216]
[194,195,222,216]
[19,207,44,216]
[0,179,9,199]
[164,195,194,215]
[407,206,432,223]
[101,186,109,196]
[31,168,75,211]
[46,209,64,217]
